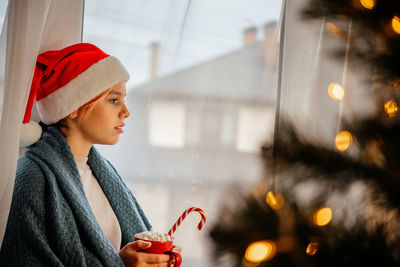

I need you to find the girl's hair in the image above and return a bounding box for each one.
[51,87,112,130]
[70,87,112,121]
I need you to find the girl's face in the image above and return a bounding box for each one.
[75,82,130,145]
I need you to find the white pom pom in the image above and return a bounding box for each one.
[20,121,42,147]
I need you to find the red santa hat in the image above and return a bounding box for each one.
[20,43,130,146]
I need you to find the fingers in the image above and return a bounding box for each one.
[129,240,152,250]
[125,241,171,262]
[120,241,182,266]
[133,253,172,267]
[143,253,171,264]
[119,242,174,267]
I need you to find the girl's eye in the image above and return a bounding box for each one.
[110,98,118,104]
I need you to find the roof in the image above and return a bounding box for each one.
[129,41,276,103]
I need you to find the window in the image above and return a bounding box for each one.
[83,1,282,266]
[236,106,275,153]
[221,110,237,147]
[185,106,202,146]
[148,100,186,148]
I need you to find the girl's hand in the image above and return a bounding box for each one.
[119,240,174,267]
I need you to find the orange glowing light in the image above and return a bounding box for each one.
[392,16,400,34]
[384,100,398,117]
[360,0,375,10]
[245,241,276,263]
[266,191,285,210]
[335,131,352,151]
[313,207,333,226]
[393,78,400,88]
[326,22,343,38]
[306,242,319,255]
[328,83,345,100]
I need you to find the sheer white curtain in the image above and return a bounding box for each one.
[277,0,329,141]
[276,0,369,146]
[0,0,84,247]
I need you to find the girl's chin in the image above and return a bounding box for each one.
[96,137,119,146]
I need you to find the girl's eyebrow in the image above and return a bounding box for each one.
[109,90,126,97]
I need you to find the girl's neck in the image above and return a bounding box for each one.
[61,127,92,157]
[67,136,92,157]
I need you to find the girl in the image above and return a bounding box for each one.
[0,43,177,266]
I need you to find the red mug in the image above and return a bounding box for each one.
[134,234,182,267]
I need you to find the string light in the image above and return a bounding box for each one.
[328,83,345,101]
[393,78,400,88]
[360,0,376,10]
[266,191,285,210]
[313,207,332,226]
[392,16,400,35]
[245,241,276,263]
[306,242,319,255]
[384,100,398,117]
[326,22,343,38]
[335,131,352,151]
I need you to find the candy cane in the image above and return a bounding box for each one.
[168,207,206,236]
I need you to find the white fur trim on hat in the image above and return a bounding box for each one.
[20,121,42,147]
[37,56,130,125]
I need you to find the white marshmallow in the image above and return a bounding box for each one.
[136,230,172,241]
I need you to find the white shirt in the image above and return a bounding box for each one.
[74,156,122,252]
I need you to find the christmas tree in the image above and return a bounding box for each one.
[209,0,400,266]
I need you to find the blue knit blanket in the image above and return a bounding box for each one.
[0,126,151,266]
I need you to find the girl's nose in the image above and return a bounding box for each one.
[120,103,130,118]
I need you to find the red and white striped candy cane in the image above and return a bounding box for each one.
[168,207,206,236]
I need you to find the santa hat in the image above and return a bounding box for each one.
[20,43,130,147]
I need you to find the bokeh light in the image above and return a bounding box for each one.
[328,83,345,100]
[384,100,398,117]
[360,0,376,10]
[266,191,285,210]
[393,78,400,88]
[335,131,352,151]
[306,242,319,255]
[313,207,333,226]
[245,241,276,263]
[326,22,342,38]
[392,16,400,34]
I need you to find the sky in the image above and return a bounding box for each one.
[83,0,283,88]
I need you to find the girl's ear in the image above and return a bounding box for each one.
[68,110,78,119]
